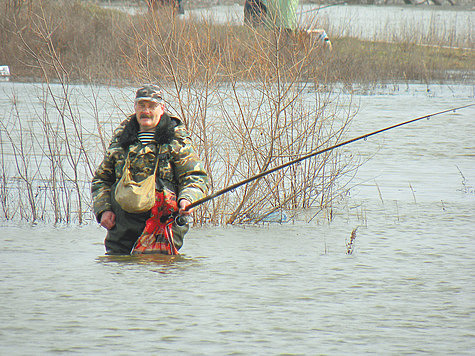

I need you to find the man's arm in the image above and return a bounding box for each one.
[170,126,209,206]
[91,148,118,223]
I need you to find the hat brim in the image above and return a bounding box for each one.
[135,97,161,103]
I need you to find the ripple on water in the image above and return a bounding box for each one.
[1,83,474,354]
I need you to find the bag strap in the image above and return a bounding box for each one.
[120,151,131,177]
[152,151,161,175]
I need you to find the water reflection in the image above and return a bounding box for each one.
[96,253,201,273]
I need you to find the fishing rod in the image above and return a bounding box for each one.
[184,103,474,212]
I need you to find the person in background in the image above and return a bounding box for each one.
[92,84,208,255]
[244,0,268,27]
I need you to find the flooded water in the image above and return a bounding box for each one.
[102,2,474,47]
[1,81,474,354]
[186,3,474,47]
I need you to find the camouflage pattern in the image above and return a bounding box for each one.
[92,114,208,219]
[134,84,163,103]
[91,113,208,253]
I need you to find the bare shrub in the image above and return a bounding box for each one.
[0,0,357,225]
[1,0,473,84]
[117,11,357,225]
[0,0,129,82]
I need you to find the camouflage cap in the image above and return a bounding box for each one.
[135,84,163,103]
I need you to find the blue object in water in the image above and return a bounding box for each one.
[260,210,289,223]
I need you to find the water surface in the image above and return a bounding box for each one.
[1,82,474,354]
[187,3,474,46]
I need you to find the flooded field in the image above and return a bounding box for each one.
[187,3,474,47]
[0,3,474,353]
[100,2,474,47]
[0,81,474,354]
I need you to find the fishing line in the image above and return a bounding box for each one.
[184,103,474,212]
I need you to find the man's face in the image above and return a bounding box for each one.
[135,100,164,131]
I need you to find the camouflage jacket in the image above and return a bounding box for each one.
[91,113,208,221]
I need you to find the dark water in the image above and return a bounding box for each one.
[1,82,474,354]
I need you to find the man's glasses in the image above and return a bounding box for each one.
[136,101,160,110]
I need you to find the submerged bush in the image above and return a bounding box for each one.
[0,0,470,225]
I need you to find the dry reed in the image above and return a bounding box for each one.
[346,227,357,255]
[1,0,473,85]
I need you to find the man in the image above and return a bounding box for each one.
[92,84,208,255]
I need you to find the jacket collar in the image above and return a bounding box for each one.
[119,112,177,149]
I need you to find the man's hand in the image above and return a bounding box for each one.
[179,199,193,215]
[100,210,116,230]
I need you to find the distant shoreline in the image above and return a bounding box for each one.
[96,0,475,6]
[1,1,473,85]
[97,0,475,10]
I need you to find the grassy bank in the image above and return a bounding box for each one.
[1,0,473,85]
[331,37,473,83]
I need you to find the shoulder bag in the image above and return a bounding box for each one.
[115,152,159,213]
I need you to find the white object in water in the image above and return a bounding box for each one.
[0,65,10,76]
[0,65,10,81]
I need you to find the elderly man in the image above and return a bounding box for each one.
[92,84,208,255]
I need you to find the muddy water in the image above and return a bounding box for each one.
[0,82,474,354]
